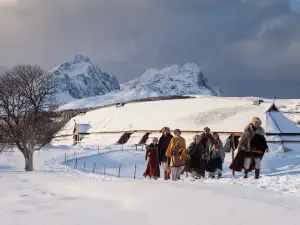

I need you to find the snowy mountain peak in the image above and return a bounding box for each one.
[122,63,220,96]
[72,54,92,64]
[181,63,200,74]
[50,55,120,104]
[50,54,93,76]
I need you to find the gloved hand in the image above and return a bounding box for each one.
[266,148,269,153]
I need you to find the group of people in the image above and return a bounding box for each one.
[143,127,225,181]
[143,116,269,181]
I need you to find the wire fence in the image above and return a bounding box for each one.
[64,145,144,179]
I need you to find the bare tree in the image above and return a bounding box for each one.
[0,64,61,171]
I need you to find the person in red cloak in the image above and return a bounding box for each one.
[229,117,269,179]
[143,137,160,179]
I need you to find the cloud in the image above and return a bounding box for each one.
[0,0,18,7]
[0,0,300,98]
[289,0,300,13]
[258,16,287,37]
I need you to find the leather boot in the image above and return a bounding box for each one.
[164,171,168,180]
[244,169,248,178]
[255,169,260,179]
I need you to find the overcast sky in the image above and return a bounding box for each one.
[1,0,300,98]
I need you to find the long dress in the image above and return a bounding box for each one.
[205,140,223,173]
[143,144,160,178]
[187,142,206,177]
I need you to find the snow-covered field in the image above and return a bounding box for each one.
[1,145,300,225]
[3,95,300,225]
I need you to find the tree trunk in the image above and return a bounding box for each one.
[24,151,34,171]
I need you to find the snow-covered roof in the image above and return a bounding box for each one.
[57,97,300,144]
[208,103,300,135]
[55,114,84,136]
[267,111,300,134]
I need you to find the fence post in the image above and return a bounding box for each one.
[98,146,100,154]
[110,145,112,151]
[104,164,106,175]
[133,164,137,179]
[122,145,123,151]
[118,164,121,178]
[74,151,76,159]
[231,135,236,176]
[84,163,86,171]
[74,158,78,169]
[92,163,96,173]
[64,153,67,164]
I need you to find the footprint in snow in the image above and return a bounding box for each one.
[20,194,30,197]
[60,196,79,201]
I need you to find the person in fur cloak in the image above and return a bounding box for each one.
[229,117,269,179]
[143,137,160,179]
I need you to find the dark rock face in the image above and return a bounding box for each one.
[50,55,120,101]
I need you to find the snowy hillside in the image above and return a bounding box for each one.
[60,89,162,110]
[50,55,120,104]
[60,63,220,110]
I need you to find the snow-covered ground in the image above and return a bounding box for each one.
[279,102,300,124]
[1,145,300,225]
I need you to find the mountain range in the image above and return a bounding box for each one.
[50,55,222,109]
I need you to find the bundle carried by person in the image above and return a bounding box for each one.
[170,140,186,168]
[165,129,187,181]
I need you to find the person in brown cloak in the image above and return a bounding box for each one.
[229,117,269,179]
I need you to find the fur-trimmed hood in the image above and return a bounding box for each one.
[238,123,265,151]
[244,123,265,136]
